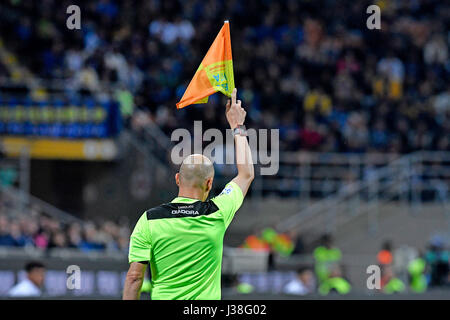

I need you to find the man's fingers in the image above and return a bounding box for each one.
[226,100,231,112]
[237,100,242,107]
[231,88,237,106]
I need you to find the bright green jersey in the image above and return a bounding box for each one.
[128,181,244,300]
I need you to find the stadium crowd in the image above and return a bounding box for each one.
[0,0,449,154]
[0,194,130,253]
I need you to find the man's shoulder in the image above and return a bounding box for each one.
[210,182,244,208]
[144,200,219,220]
[8,279,41,297]
[213,181,243,199]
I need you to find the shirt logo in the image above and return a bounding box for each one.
[146,201,219,220]
[171,209,200,215]
[220,185,233,195]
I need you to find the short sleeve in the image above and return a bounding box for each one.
[128,213,152,263]
[211,181,244,228]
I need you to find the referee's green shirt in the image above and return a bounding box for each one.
[128,181,244,300]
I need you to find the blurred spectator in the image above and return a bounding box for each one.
[392,245,419,283]
[425,236,450,287]
[283,266,315,295]
[67,222,83,248]
[0,214,15,246]
[377,240,393,266]
[291,232,305,255]
[8,261,45,298]
[380,265,405,294]
[424,35,448,66]
[48,231,67,249]
[313,234,342,284]
[318,264,351,295]
[79,222,106,252]
[408,255,427,293]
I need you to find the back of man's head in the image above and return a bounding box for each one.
[178,154,214,188]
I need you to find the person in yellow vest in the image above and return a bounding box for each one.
[115,86,135,127]
[408,257,427,293]
[381,265,405,294]
[318,264,351,295]
[313,234,342,284]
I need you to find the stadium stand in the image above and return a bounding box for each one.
[0,0,448,154]
[0,0,449,298]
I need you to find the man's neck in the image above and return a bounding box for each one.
[178,188,206,201]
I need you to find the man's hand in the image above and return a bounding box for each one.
[224,88,254,197]
[226,88,246,129]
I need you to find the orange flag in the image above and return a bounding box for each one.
[176,21,235,109]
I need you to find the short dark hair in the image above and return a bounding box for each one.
[320,234,332,246]
[297,266,312,275]
[381,240,392,251]
[25,261,45,273]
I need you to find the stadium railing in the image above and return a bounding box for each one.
[136,123,449,202]
[0,143,83,223]
[0,184,83,224]
[274,151,450,241]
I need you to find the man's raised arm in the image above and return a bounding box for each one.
[226,88,254,197]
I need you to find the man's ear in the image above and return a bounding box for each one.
[175,173,180,186]
[206,177,213,192]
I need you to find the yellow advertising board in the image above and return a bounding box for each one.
[0,136,118,161]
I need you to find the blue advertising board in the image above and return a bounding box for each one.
[0,98,122,139]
